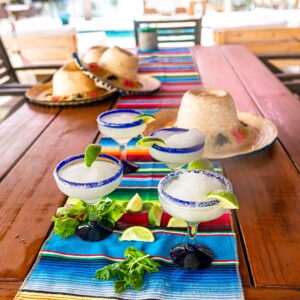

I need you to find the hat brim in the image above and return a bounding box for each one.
[202,111,278,159]
[73,53,161,95]
[25,82,117,107]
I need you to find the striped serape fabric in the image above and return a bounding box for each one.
[117,48,201,109]
[15,154,243,300]
[15,48,244,300]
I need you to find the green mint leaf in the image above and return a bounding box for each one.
[84,144,101,167]
[95,262,121,280]
[114,280,127,293]
[95,199,115,218]
[142,201,154,211]
[125,246,147,259]
[127,276,143,291]
[52,216,79,238]
[107,202,126,222]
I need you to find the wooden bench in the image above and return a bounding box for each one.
[214,27,300,55]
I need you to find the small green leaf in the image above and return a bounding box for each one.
[52,216,79,238]
[108,203,126,222]
[114,280,127,293]
[95,262,121,280]
[84,144,101,167]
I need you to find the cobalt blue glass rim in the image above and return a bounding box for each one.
[158,169,233,207]
[150,127,205,153]
[97,109,144,128]
[54,153,123,188]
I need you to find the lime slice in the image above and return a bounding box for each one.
[188,159,213,171]
[136,137,165,148]
[167,217,188,228]
[84,144,101,167]
[148,204,163,227]
[119,226,155,242]
[134,114,155,124]
[126,193,143,212]
[206,190,239,209]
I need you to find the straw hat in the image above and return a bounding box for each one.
[176,88,277,159]
[26,63,116,107]
[82,46,108,64]
[74,46,161,95]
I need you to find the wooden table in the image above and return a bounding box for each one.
[0,45,300,299]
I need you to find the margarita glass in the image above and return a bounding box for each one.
[149,128,205,170]
[97,109,146,173]
[53,153,123,241]
[158,169,232,268]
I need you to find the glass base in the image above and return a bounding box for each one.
[76,221,113,242]
[169,243,214,269]
[122,160,139,174]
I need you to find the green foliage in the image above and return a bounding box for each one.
[95,246,160,293]
[52,198,125,238]
[51,215,79,238]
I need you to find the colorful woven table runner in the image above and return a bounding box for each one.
[15,48,244,300]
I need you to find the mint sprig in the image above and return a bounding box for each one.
[51,198,125,238]
[95,246,160,292]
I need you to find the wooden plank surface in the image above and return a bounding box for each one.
[192,46,300,287]
[0,104,59,181]
[244,287,300,300]
[0,103,113,281]
[221,45,300,169]
[0,282,22,300]
[223,144,300,287]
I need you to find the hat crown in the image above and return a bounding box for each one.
[53,63,96,96]
[177,88,239,135]
[83,46,107,64]
[99,46,139,81]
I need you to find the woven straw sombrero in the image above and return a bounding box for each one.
[176,88,278,159]
[26,63,116,107]
[73,46,161,95]
[82,46,108,64]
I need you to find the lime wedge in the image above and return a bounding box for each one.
[119,226,155,242]
[126,193,143,212]
[167,217,187,228]
[148,204,163,227]
[84,144,101,167]
[206,190,239,209]
[134,114,155,124]
[188,159,213,171]
[136,137,165,148]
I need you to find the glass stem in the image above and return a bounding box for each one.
[119,143,127,161]
[87,204,97,221]
[187,223,198,243]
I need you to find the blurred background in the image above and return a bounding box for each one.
[0,0,300,91]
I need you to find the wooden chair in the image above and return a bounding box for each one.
[134,16,202,47]
[0,37,60,96]
[258,53,300,96]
